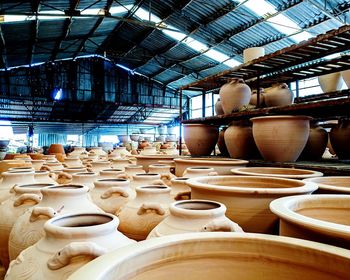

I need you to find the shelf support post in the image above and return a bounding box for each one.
[256,71,260,109]
[179,89,183,156]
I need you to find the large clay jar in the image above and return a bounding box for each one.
[224,120,259,159]
[251,115,311,162]
[183,167,217,178]
[8,185,103,261]
[170,177,191,200]
[270,194,350,249]
[330,118,350,159]
[6,213,135,280]
[69,232,350,280]
[304,176,350,194]
[183,124,218,156]
[219,78,251,114]
[187,176,317,233]
[318,72,343,93]
[147,200,243,238]
[90,161,111,173]
[63,156,82,168]
[0,183,53,268]
[117,185,173,241]
[91,179,134,214]
[99,169,124,179]
[342,69,350,88]
[0,170,35,203]
[250,88,265,107]
[214,98,224,115]
[217,127,229,156]
[264,83,294,107]
[124,165,145,178]
[300,122,328,160]
[48,144,65,155]
[89,147,107,156]
[71,172,98,190]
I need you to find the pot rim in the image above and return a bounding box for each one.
[135,155,178,159]
[303,176,350,193]
[187,176,318,194]
[41,184,89,196]
[231,167,323,179]
[73,172,98,176]
[270,194,350,237]
[174,157,248,166]
[170,199,226,218]
[136,185,171,194]
[171,177,189,182]
[2,170,35,176]
[250,115,312,122]
[14,183,55,193]
[94,178,130,187]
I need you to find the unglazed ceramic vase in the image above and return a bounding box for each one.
[0,183,54,268]
[91,179,134,214]
[183,167,217,178]
[89,147,107,156]
[140,146,157,155]
[147,200,243,238]
[69,232,350,280]
[42,161,64,172]
[124,165,145,178]
[69,147,87,157]
[62,167,87,175]
[90,161,111,173]
[300,123,328,160]
[135,155,178,172]
[6,213,134,280]
[342,69,350,88]
[187,176,317,233]
[217,127,229,156]
[0,160,31,173]
[30,160,45,171]
[148,164,173,177]
[231,167,323,179]
[251,115,311,162]
[174,157,248,177]
[117,185,173,241]
[48,144,65,155]
[219,78,251,114]
[8,185,103,261]
[110,147,131,158]
[71,172,98,190]
[249,88,265,107]
[243,47,265,63]
[98,169,125,179]
[170,177,191,200]
[183,124,219,156]
[318,72,343,93]
[34,171,58,184]
[224,120,259,159]
[110,158,133,170]
[330,118,350,159]
[270,194,350,249]
[214,99,224,115]
[8,166,34,172]
[304,176,350,194]
[264,83,293,107]
[131,173,167,190]
[63,157,82,168]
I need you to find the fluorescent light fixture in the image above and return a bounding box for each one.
[324,52,342,60]
[109,5,132,14]
[163,29,187,41]
[224,58,241,67]
[53,88,62,100]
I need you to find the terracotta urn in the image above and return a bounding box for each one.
[330,118,350,159]
[270,194,350,249]
[124,165,145,178]
[91,179,134,214]
[99,169,125,179]
[243,47,265,63]
[149,164,173,177]
[251,115,311,162]
[140,146,157,155]
[342,69,350,88]
[34,171,58,184]
[8,185,103,261]
[224,120,259,159]
[63,157,82,168]
[219,78,251,114]
[0,160,31,173]
[187,176,317,233]
[42,161,64,172]
[71,172,98,190]
[28,153,44,160]
[231,167,323,179]
[170,177,191,200]
[304,176,350,194]
[48,144,65,155]
[6,213,135,280]
[110,147,131,158]
[69,232,350,280]
[264,83,293,107]
[300,122,328,160]
[318,72,343,93]
[117,185,173,241]
[0,170,35,203]
[0,183,53,268]
[68,147,86,156]
[138,140,150,150]
[90,161,111,173]
[183,167,217,178]
[183,124,218,156]
[217,127,229,156]
[214,98,224,115]
[30,160,45,171]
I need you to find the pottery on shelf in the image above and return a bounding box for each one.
[219,78,251,114]
[330,118,350,159]
[264,83,294,107]
[71,172,99,190]
[217,127,229,156]
[243,47,265,63]
[69,232,350,280]
[187,176,317,233]
[304,176,350,194]
[231,167,323,179]
[249,88,265,107]
[148,200,243,239]
[342,69,350,88]
[170,177,191,200]
[300,122,328,160]
[183,167,217,178]
[318,72,343,93]
[270,194,350,249]
[117,185,173,241]
[183,124,219,156]
[214,98,224,115]
[6,213,135,280]
[251,115,311,162]
[8,184,103,261]
[135,155,179,172]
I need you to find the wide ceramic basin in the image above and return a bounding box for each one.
[304,176,350,194]
[231,167,323,179]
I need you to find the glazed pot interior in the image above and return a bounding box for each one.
[175,201,220,211]
[52,214,112,228]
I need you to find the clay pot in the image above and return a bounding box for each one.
[149,164,172,176]
[8,166,34,172]
[183,124,218,156]
[0,160,31,173]
[63,157,82,168]
[69,232,350,280]
[71,172,99,190]
[89,147,107,156]
[214,99,224,115]
[124,165,145,178]
[243,47,265,63]
[69,147,87,156]
[30,160,45,171]
[330,118,350,159]
[148,200,243,238]
[131,173,166,190]
[42,155,57,161]
[342,69,350,88]
[217,127,229,156]
[110,158,132,170]
[90,161,111,173]
[174,157,248,177]
[318,72,343,93]
[140,146,157,155]
[42,161,64,171]
[62,167,87,175]
[34,171,57,184]
[110,147,131,158]
[187,176,317,233]
[183,167,217,178]
[48,144,65,155]
[250,88,265,107]
[135,155,178,172]
[270,194,350,249]
[170,177,191,200]
[300,123,328,160]
[27,153,44,160]
[9,184,103,261]
[251,115,311,162]
[219,78,251,114]
[138,140,150,150]
[224,120,259,159]
[264,83,294,107]
[304,176,350,194]
[6,213,134,280]
[99,169,125,179]
[231,167,323,179]
[117,185,173,241]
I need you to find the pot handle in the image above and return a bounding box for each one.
[201,220,244,233]
[30,206,56,222]
[152,177,169,187]
[13,193,41,207]
[47,242,107,270]
[174,191,191,201]
[101,187,129,199]
[137,203,165,216]
[208,171,218,176]
[9,184,17,193]
[116,173,131,180]
[128,159,134,164]
[57,172,72,184]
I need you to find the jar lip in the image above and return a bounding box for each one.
[74,172,97,176]
[170,199,225,217]
[4,170,35,175]
[42,184,88,194]
[14,183,55,193]
[136,185,171,193]
[101,169,123,172]
[134,173,159,177]
[171,177,189,181]
[96,178,128,182]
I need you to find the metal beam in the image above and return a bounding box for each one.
[27,0,41,65]
[0,25,7,68]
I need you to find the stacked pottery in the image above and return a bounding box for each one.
[170,177,191,200]
[30,160,45,171]
[117,185,173,241]
[183,124,219,156]
[300,122,328,160]
[0,183,53,268]
[71,172,99,190]
[99,169,125,179]
[342,69,350,88]
[90,161,111,173]
[330,118,350,159]
[124,165,145,178]
[183,167,217,178]
[217,127,229,156]
[264,83,294,107]
[318,72,343,93]
[6,213,135,280]
[147,200,243,238]
[214,98,224,115]
[219,78,251,114]
[8,185,103,261]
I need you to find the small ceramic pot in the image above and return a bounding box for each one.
[71,172,99,190]
[148,164,172,176]
[99,169,125,179]
[330,118,350,159]
[90,161,111,173]
[148,200,243,238]
[110,158,133,170]
[42,161,64,172]
[170,177,191,200]
[140,146,157,155]
[183,167,217,178]
[30,160,45,171]
[42,155,57,161]
[214,99,224,115]
[300,122,328,160]
[8,166,34,172]
[69,147,87,156]
[318,72,343,93]
[243,47,265,63]
[231,167,323,179]
[117,185,173,241]
[124,165,145,178]
[110,147,131,158]
[89,147,107,156]
[264,83,294,107]
[304,176,350,194]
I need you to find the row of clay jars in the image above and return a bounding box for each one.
[329,118,350,159]
[250,83,294,108]
[300,122,328,160]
